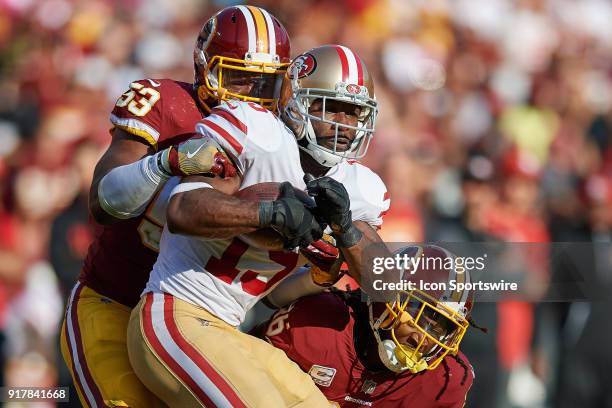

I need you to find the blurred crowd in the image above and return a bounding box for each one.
[0,0,611,406]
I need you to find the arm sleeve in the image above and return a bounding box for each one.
[97,151,170,219]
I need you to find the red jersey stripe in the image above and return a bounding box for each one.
[66,283,106,407]
[200,119,244,155]
[211,108,248,134]
[142,294,218,407]
[162,295,248,408]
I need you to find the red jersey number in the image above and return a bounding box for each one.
[205,238,299,296]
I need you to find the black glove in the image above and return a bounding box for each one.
[258,182,324,249]
[304,174,362,248]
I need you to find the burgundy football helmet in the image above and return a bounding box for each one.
[194,6,291,111]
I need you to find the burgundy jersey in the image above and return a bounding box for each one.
[263,292,474,408]
[79,79,205,307]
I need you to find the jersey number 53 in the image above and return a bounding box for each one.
[115,82,160,117]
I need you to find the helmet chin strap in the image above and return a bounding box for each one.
[369,302,429,374]
[376,337,429,374]
[377,338,406,373]
[303,120,350,167]
[298,144,335,168]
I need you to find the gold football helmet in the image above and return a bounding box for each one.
[279,45,377,167]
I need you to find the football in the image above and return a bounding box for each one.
[235,182,315,250]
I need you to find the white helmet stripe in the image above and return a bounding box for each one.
[338,45,358,84]
[459,265,470,305]
[236,5,256,53]
[441,247,455,302]
[261,8,276,57]
[440,246,469,308]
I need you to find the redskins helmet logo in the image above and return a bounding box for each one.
[290,53,316,79]
[197,15,218,54]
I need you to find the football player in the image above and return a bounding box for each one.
[60,6,290,408]
[260,245,476,408]
[126,45,390,407]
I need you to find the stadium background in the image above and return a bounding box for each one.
[0,0,611,406]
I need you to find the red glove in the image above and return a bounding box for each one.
[300,234,344,287]
[163,134,238,178]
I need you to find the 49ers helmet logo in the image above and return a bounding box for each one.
[346,84,361,94]
[290,53,316,79]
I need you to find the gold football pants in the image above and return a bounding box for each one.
[60,282,166,408]
[127,292,330,407]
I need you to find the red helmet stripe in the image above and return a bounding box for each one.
[336,45,364,85]
[334,45,350,83]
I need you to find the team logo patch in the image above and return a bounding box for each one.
[196,15,217,56]
[361,379,377,395]
[308,365,336,387]
[291,53,316,79]
[335,82,369,97]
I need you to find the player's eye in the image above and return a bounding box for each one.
[308,99,324,114]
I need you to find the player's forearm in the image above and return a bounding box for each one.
[96,151,170,221]
[340,221,393,295]
[167,187,260,238]
[89,128,156,224]
[265,267,326,308]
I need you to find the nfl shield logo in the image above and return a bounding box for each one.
[361,379,377,395]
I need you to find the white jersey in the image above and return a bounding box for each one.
[145,101,390,326]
